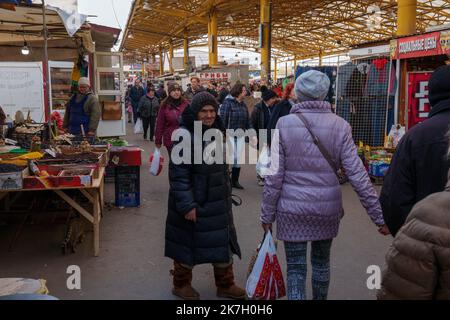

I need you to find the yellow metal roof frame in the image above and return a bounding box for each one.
[121,0,450,63]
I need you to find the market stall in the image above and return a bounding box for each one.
[390,26,450,129]
[0,130,110,256]
[335,44,395,148]
[0,4,126,138]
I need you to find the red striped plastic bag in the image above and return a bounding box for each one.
[246,231,286,300]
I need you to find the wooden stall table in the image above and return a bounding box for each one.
[0,167,105,257]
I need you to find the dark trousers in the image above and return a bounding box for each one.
[142,116,156,140]
[132,103,139,123]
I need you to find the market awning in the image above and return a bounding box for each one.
[0,3,94,61]
[120,0,450,62]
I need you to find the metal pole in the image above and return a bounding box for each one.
[42,0,51,124]
[268,0,272,84]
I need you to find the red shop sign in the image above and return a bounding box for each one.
[396,32,441,59]
[407,72,432,129]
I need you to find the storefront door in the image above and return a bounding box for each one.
[94,52,125,137]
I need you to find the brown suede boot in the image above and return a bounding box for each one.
[171,262,200,300]
[214,265,247,299]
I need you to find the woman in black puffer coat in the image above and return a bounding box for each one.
[165,92,245,300]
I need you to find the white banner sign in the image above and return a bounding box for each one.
[198,72,232,81]
[0,62,45,122]
[33,0,87,37]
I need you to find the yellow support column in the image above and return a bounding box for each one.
[152,53,156,78]
[293,56,297,75]
[183,29,189,72]
[159,47,164,75]
[169,40,174,73]
[274,58,277,83]
[208,10,218,67]
[260,0,271,82]
[397,0,417,36]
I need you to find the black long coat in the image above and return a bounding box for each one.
[267,99,293,146]
[165,107,241,266]
[380,99,450,236]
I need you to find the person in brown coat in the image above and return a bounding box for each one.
[378,165,450,300]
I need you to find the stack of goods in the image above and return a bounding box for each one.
[24,160,94,189]
[368,150,392,178]
[357,143,393,182]
[10,123,48,149]
[23,144,109,190]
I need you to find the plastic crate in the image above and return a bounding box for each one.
[115,192,140,207]
[105,165,116,183]
[115,166,140,207]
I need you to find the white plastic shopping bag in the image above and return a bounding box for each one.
[246,231,286,300]
[387,124,406,148]
[150,148,164,176]
[256,145,271,178]
[134,118,143,134]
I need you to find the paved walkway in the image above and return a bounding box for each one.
[0,124,392,300]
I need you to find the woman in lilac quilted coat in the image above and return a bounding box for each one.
[261,70,390,300]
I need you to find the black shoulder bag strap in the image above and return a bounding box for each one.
[294,112,341,181]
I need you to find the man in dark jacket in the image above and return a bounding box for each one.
[156,83,167,102]
[250,88,279,186]
[138,87,160,141]
[129,79,145,124]
[63,77,100,136]
[166,92,245,300]
[206,81,218,98]
[251,88,279,139]
[184,76,206,101]
[380,65,450,236]
[218,82,230,105]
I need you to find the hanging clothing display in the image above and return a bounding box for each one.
[295,66,337,104]
[336,62,356,122]
[336,58,391,147]
[71,55,89,92]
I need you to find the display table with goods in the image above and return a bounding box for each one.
[357,143,395,185]
[0,131,111,256]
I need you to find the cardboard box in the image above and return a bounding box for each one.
[0,169,25,190]
[58,169,93,187]
[23,169,59,189]
[109,147,141,166]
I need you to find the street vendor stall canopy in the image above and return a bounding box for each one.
[0,0,93,61]
[121,0,450,62]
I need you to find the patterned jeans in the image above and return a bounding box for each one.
[284,240,333,300]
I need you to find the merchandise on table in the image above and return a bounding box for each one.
[101,138,128,147]
[9,123,49,150]
[357,143,394,178]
